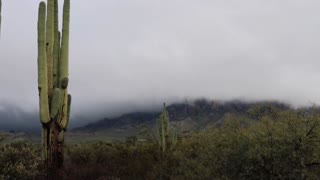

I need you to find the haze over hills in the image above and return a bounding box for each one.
[0,99,289,133]
[0,98,317,143]
[0,102,39,133]
[72,99,292,136]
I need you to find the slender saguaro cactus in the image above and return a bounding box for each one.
[37,0,71,172]
[158,103,177,152]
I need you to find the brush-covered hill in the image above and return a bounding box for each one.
[0,99,302,143]
[69,99,292,142]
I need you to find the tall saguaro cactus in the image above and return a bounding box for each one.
[158,103,177,152]
[37,0,71,171]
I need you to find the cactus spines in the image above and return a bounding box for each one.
[37,0,71,172]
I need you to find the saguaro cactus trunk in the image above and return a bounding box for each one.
[37,0,71,174]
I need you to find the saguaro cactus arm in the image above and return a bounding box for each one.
[53,0,60,88]
[59,0,70,86]
[38,2,50,124]
[46,0,55,96]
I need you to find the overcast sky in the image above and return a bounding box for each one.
[1,0,320,124]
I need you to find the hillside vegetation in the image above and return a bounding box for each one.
[76,100,290,132]
[2,102,320,179]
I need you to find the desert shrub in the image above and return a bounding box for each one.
[0,141,41,180]
[168,110,320,179]
[0,133,9,143]
[2,106,320,179]
[59,108,320,179]
[63,141,159,180]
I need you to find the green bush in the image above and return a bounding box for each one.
[0,141,41,180]
[169,110,320,179]
[1,106,320,179]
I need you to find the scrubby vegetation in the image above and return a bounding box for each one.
[0,141,41,180]
[1,105,320,179]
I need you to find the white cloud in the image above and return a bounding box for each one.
[1,0,320,122]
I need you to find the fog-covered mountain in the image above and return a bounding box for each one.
[0,99,309,139]
[74,99,292,136]
[0,103,39,133]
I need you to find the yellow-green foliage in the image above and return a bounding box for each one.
[0,142,41,180]
[2,105,320,179]
[171,109,320,179]
[0,133,9,142]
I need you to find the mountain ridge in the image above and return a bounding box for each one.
[73,99,292,135]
